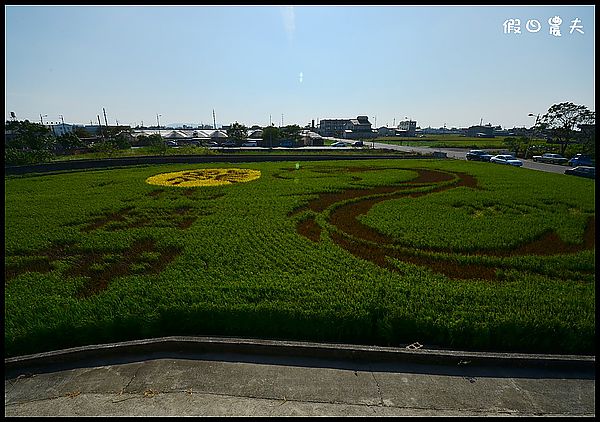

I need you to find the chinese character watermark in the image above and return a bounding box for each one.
[503,18,521,34]
[569,17,584,34]
[525,19,541,33]
[548,16,562,37]
[503,16,584,37]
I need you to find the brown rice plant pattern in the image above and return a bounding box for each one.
[5,239,181,298]
[292,167,595,281]
[80,205,205,232]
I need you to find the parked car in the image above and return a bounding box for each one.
[532,153,568,165]
[489,154,523,167]
[242,141,258,147]
[465,149,493,161]
[564,166,595,179]
[220,140,236,147]
[205,141,219,147]
[568,154,594,167]
[331,141,347,147]
[280,139,296,147]
[165,140,178,147]
[353,140,364,147]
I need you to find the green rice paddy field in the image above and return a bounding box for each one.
[4,159,595,357]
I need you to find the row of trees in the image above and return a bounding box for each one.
[503,102,595,159]
[5,102,595,165]
[226,122,303,146]
[5,120,136,165]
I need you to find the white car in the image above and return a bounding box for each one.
[242,141,258,147]
[490,154,523,167]
[331,141,347,147]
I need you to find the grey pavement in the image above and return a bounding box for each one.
[4,337,595,417]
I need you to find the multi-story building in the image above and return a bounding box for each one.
[318,115,374,139]
[397,120,417,137]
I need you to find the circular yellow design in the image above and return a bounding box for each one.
[146,168,261,187]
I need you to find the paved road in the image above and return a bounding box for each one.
[366,141,571,175]
[4,337,595,417]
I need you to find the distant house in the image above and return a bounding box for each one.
[396,120,417,137]
[466,124,495,138]
[319,115,375,139]
[300,130,324,146]
[377,127,396,137]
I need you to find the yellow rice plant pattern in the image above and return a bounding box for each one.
[146,168,261,187]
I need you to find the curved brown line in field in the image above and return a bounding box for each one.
[295,168,595,280]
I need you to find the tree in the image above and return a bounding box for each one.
[539,102,595,156]
[261,125,280,148]
[5,120,55,165]
[146,133,167,155]
[55,132,85,153]
[280,125,302,142]
[73,126,92,139]
[5,120,55,151]
[503,136,529,158]
[226,122,248,144]
[577,124,595,158]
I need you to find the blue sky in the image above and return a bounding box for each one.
[5,5,595,129]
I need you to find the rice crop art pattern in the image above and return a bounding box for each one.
[146,168,261,187]
[289,166,595,281]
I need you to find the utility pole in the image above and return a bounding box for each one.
[97,115,103,139]
[213,109,217,130]
[103,107,108,127]
[281,113,283,128]
[269,114,272,149]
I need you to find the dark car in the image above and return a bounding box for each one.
[353,140,364,147]
[220,140,236,147]
[564,166,595,179]
[568,154,594,167]
[466,150,493,161]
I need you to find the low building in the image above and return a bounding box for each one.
[466,124,495,138]
[377,127,396,137]
[45,123,75,137]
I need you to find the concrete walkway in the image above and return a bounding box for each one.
[4,337,595,417]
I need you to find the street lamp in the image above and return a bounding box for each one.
[526,113,540,159]
[372,116,377,149]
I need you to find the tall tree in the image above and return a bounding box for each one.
[280,124,302,142]
[5,120,56,165]
[5,119,55,151]
[539,102,595,156]
[261,125,280,148]
[226,122,248,144]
